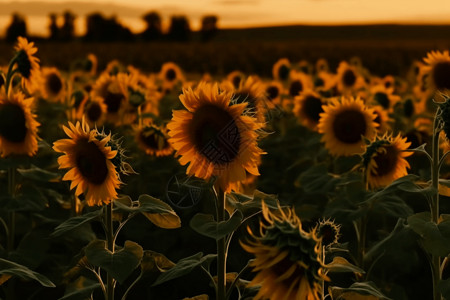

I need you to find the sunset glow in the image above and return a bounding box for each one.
[2,0,450,36]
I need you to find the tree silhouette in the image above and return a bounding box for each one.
[84,12,133,42]
[48,13,60,40]
[141,11,162,41]
[167,15,191,42]
[200,15,219,41]
[5,13,27,42]
[60,10,76,41]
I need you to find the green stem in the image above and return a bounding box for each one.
[431,109,442,300]
[105,203,115,300]
[216,190,226,300]
[357,216,367,273]
[7,168,16,253]
[321,246,326,300]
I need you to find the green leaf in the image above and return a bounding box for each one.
[227,190,278,218]
[0,258,55,287]
[140,250,175,273]
[59,282,101,300]
[364,219,406,262]
[297,164,340,194]
[407,212,450,256]
[329,281,391,299]
[190,210,243,240]
[438,278,450,300]
[85,240,144,284]
[152,252,217,286]
[52,209,103,237]
[17,165,60,182]
[325,256,365,274]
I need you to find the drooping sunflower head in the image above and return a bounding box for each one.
[0,90,40,157]
[362,133,412,189]
[136,123,173,157]
[53,119,122,206]
[423,50,450,93]
[272,58,291,81]
[293,90,325,131]
[40,67,65,102]
[167,82,264,192]
[240,202,328,300]
[316,218,341,248]
[13,36,41,93]
[318,96,377,156]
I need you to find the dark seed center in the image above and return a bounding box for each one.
[432,62,450,90]
[342,69,356,87]
[266,86,279,100]
[302,95,323,122]
[16,50,32,79]
[333,109,367,144]
[374,92,390,109]
[140,129,168,150]
[371,145,398,177]
[74,138,109,185]
[189,105,241,165]
[46,73,63,95]
[0,103,27,143]
[289,80,303,97]
[104,92,124,113]
[278,64,290,80]
[165,68,177,81]
[86,102,102,122]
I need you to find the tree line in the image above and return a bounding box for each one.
[4,11,219,42]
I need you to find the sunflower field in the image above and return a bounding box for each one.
[2,35,450,300]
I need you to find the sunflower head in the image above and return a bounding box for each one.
[136,124,173,157]
[293,90,324,131]
[53,119,123,206]
[41,67,65,101]
[316,218,341,248]
[318,96,377,156]
[13,36,40,92]
[240,202,327,300]
[362,134,412,189]
[272,58,291,81]
[0,90,40,157]
[423,50,450,92]
[167,82,263,192]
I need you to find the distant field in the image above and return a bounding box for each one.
[1,24,450,77]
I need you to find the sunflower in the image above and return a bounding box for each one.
[78,96,107,127]
[90,72,128,124]
[13,36,41,93]
[293,90,325,131]
[362,134,412,189]
[318,96,377,156]
[40,67,65,102]
[335,61,365,95]
[53,119,121,206]
[422,50,450,94]
[316,218,341,248]
[272,58,291,81]
[240,202,328,300]
[227,70,245,89]
[288,71,313,98]
[167,82,263,192]
[264,80,285,109]
[136,123,173,157]
[368,84,401,113]
[159,62,184,91]
[315,58,329,73]
[0,90,40,157]
[231,76,267,123]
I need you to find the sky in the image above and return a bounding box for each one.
[1,0,450,36]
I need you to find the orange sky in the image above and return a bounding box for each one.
[2,0,450,36]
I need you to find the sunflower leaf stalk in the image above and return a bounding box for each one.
[216,189,227,300]
[105,203,115,300]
